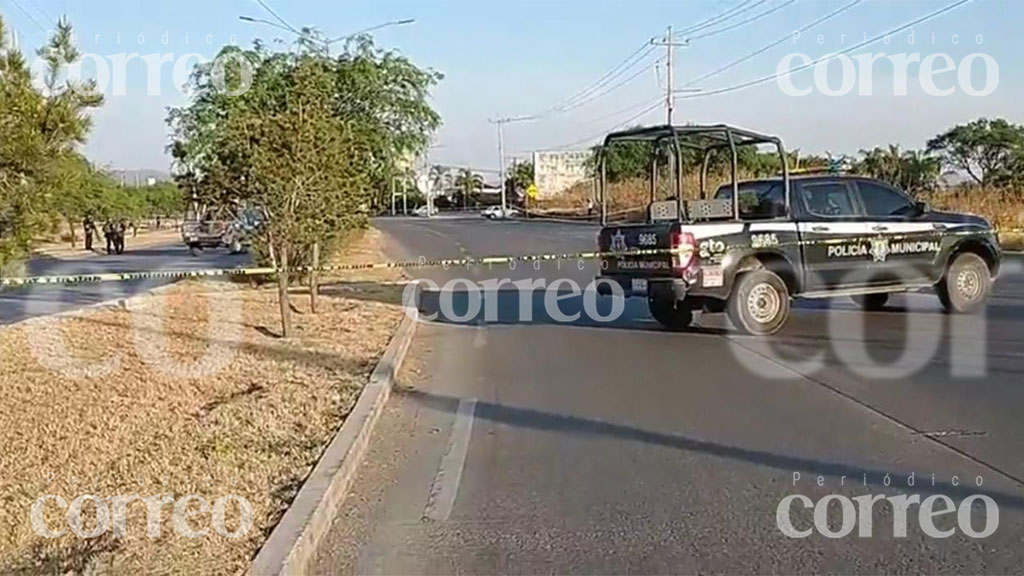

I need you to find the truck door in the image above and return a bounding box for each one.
[794,180,874,290]
[853,180,942,284]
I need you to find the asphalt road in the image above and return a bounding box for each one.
[314,216,1024,574]
[0,242,248,325]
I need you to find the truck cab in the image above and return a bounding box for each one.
[595,125,1000,335]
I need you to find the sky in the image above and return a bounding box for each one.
[1,0,1020,177]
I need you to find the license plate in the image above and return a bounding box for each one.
[631,278,648,294]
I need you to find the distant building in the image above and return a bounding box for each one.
[532,150,590,199]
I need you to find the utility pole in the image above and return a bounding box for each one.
[666,25,673,124]
[498,121,506,212]
[651,27,689,125]
[490,115,532,213]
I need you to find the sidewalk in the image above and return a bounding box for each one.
[31,226,182,260]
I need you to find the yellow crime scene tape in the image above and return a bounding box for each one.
[0,227,1010,288]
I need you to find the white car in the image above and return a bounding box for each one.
[481,206,520,219]
[413,205,432,217]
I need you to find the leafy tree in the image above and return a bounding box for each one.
[505,161,534,196]
[589,139,652,183]
[0,15,103,267]
[926,118,1024,186]
[168,35,441,335]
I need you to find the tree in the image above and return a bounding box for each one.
[453,169,483,209]
[428,164,448,196]
[898,149,941,194]
[855,145,940,194]
[926,118,1024,186]
[0,15,103,268]
[505,161,534,197]
[589,139,651,183]
[168,35,441,336]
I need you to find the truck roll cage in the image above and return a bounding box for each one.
[596,124,791,224]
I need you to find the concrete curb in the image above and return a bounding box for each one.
[249,308,418,576]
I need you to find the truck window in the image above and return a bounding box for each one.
[800,182,859,217]
[714,182,785,220]
[857,181,916,217]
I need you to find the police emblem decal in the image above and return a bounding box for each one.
[611,230,628,253]
[870,236,890,263]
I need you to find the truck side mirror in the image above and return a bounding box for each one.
[914,201,930,216]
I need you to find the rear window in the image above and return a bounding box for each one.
[714,182,786,220]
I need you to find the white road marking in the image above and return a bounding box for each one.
[422,398,476,522]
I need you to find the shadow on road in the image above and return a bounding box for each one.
[396,386,1024,510]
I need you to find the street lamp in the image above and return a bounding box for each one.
[238,15,298,35]
[326,19,415,45]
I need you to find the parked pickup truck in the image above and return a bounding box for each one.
[593,125,1001,335]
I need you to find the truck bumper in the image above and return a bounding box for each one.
[595,275,688,301]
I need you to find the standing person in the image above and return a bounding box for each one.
[115,220,127,254]
[103,220,115,254]
[82,215,96,251]
[587,197,595,217]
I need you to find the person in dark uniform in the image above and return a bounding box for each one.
[83,215,96,251]
[103,220,115,254]
[114,220,127,254]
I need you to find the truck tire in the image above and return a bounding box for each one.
[727,269,790,336]
[937,252,991,314]
[850,293,889,310]
[648,295,693,331]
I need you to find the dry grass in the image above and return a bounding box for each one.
[537,177,1024,248]
[927,187,1024,249]
[534,174,739,218]
[0,228,404,574]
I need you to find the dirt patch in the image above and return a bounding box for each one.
[0,227,404,574]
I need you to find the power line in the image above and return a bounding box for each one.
[530,42,656,119]
[674,0,769,38]
[553,99,662,150]
[23,0,57,25]
[7,0,48,35]
[677,0,973,100]
[586,95,665,125]
[682,0,863,88]
[252,0,300,35]
[687,0,797,41]
[553,54,663,115]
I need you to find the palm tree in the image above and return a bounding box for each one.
[856,145,904,186]
[899,150,941,193]
[453,168,483,209]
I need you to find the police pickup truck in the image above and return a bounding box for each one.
[593,125,1001,336]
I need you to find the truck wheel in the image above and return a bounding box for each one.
[937,252,991,314]
[850,293,889,310]
[727,270,790,336]
[648,296,693,331]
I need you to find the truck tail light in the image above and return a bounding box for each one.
[670,231,698,274]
